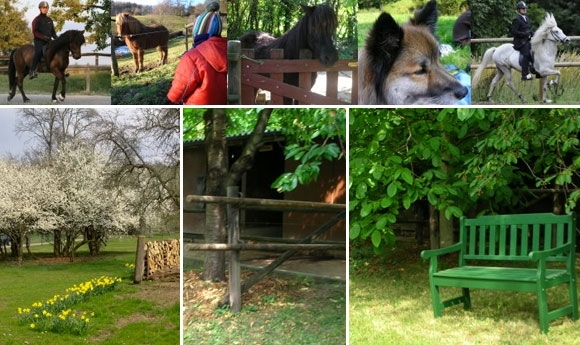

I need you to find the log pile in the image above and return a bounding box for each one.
[142,239,180,280]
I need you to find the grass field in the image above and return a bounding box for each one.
[111,36,186,105]
[183,262,346,345]
[0,234,179,345]
[350,242,580,345]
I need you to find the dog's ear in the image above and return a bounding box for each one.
[365,12,404,103]
[410,0,438,36]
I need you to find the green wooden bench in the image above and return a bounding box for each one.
[421,212,578,333]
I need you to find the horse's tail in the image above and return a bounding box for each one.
[472,47,496,89]
[8,50,17,91]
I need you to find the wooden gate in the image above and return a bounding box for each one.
[228,40,358,105]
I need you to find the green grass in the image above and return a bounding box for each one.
[357,10,471,70]
[0,234,179,345]
[0,71,110,96]
[111,37,186,105]
[350,242,580,345]
[471,50,580,105]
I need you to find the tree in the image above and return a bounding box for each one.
[94,108,180,235]
[16,108,99,161]
[349,108,580,253]
[0,2,32,53]
[51,0,111,50]
[184,108,346,282]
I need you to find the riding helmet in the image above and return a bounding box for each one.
[38,1,49,8]
[516,1,527,10]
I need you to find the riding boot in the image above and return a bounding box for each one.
[29,59,39,79]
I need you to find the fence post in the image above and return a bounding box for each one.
[227,40,241,105]
[227,186,241,312]
[133,236,146,284]
[85,64,91,93]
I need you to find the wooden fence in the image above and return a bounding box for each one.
[134,237,180,283]
[185,186,346,312]
[227,40,357,105]
[0,52,110,93]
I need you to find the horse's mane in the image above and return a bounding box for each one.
[531,13,556,46]
[45,30,85,63]
[116,13,144,34]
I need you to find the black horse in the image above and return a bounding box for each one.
[8,30,85,103]
[239,4,339,103]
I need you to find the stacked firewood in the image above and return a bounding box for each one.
[143,239,180,280]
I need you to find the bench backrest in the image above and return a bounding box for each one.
[459,212,577,262]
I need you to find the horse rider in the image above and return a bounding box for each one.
[511,1,534,81]
[29,1,58,79]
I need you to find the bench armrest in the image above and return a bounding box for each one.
[421,243,463,260]
[529,243,573,261]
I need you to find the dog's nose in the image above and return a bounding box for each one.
[455,85,468,99]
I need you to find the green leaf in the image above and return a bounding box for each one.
[376,216,388,229]
[349,223,361,239]
[387,183,397,197]
[360,203,372,218]
[355,183,367,200]
[371,230,382,248]
[400,169,414,185]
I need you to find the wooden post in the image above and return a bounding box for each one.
[270,49,284,105]
[227,186,241,312]
[133,236,146,284]
[85,64,91,93]
[227,40,241,105]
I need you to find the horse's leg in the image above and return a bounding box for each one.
[51,71,66,102]
[501,67,527,103]
[138,49,144,72]
[131,51,140,73]
[486,69,504,101]
[16,72,30,103]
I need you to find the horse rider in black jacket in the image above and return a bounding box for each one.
[511,1,534,81]
[29,1,58,79]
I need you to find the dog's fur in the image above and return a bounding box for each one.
[359,0,468,105]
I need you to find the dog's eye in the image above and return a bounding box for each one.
[414,66,427,75]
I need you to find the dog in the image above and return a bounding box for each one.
[358,0,468,105]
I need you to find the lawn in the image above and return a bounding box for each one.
[183,262,346,345]
[0,234,179,345]
[350,242,580,345]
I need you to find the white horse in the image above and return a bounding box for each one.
[472,13,570,103]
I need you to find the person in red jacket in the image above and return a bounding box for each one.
[167,2,227,105]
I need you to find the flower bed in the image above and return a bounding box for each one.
[17,275,121,335]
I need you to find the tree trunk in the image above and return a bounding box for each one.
[202,109,228,282]
[429,205,440,249]
[53,229,62,257]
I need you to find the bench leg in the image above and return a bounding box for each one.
[569,278,579,320]
[462,288,471,310]
[430,284,443,317]
[537,287,549,333]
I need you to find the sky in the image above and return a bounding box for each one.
[0,109,32,158]
[15,0,111,66]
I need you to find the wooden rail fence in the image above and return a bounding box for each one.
[227,40,357,105]
[186,187,346,312]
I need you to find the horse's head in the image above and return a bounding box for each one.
[68,30,85,59]
[116,13,141,36]
[302,4,338,66]
[534,13,570,45]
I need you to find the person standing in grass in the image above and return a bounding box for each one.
[167,2,227,105]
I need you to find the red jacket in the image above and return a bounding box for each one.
[167,36,227,105]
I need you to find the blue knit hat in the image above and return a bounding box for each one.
[193,2,222,47]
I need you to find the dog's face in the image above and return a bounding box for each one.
[359,0,468,105]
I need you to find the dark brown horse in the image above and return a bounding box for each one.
[239,4,339,103]
[115,13,169,73]
[8,30,85,103]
